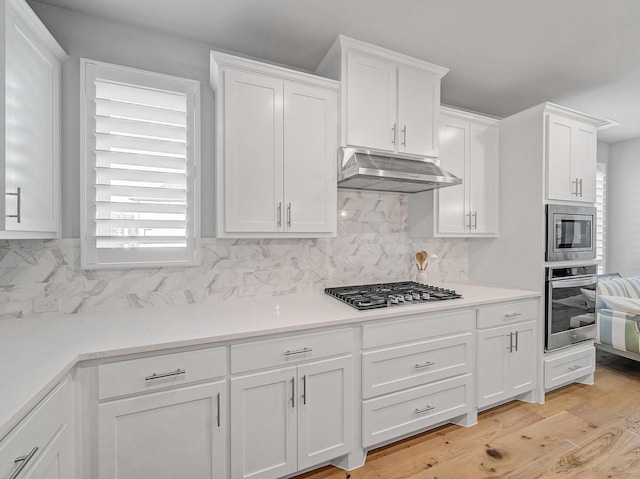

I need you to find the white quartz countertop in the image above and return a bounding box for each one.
[0,281,539,441]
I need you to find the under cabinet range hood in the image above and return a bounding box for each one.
[337,148,462,193]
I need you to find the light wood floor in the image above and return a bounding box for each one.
[295,350,640,479]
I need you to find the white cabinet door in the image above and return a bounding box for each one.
[509,320,537,395]
[572,124,596,203]
[468,120,499,234]
[3,1,62,235]
[98,382,226,479]
[546,114,575,202]
[397,66,438,157]
[283,83,337,234]
[223,69,283,233]
[297,356,352,470]
[345,52,397,153]
[546,113,596,204]
[231,367,297,479]
[21,424,73,479]
[476,326,509,408]
[436,115,468,234]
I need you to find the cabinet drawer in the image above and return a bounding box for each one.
[477,299,539,329]
[544,345,595,390]
[0,379,72,478]
[362,332,473,399]
[362,310,474,349]
[231,328,353,374]
[99,347,226,400]
[362,375,471,448]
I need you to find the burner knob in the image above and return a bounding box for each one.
[421,292,431,300]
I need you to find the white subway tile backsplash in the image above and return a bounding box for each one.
[0,190,468,318]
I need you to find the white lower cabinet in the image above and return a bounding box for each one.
[230,356,352,479]
[98,382,226,479]
[544,343,595,390]
[0,379,73,479]
[476,320,537,408]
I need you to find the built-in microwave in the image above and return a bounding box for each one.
[546,204,596,262]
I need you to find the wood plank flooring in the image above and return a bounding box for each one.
[295,350,640,479]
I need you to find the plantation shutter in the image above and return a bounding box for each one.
[81,60,200,268]
[595,162,607,274]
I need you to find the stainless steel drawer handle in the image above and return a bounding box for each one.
[284,347,313,356]
[415,405,436,414]
[6,187,22,224]
[568,365,583,371]
[504,312,522,318]
[415,361,435,369]
[216,392,221,428]
[10,446,38,479]
[145,369,186,381]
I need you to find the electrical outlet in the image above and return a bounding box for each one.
[238,286,256,297]
[33,297,61,313]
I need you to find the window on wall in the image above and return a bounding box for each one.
[81,59,201,269]
[595,162,607,273]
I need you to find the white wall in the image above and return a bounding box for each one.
[29,1,218,237]
[607,138,640,276]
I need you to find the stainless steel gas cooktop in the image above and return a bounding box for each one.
[324,281,462,310]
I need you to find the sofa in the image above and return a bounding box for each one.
[597,274,640,360]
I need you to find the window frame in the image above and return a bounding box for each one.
[80,59,201,269]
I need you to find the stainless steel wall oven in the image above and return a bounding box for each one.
[545,264,597,351]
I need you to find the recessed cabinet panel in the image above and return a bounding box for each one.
[397,67,438,157]
[572,125,596,203]
[469,121,499,234]
[223,69,283,233]
[546,116,573,202]
[476,327,509,407]
[283,83,337,233]
[345,52,396,152]
[437,117,468,234]
[1,0,65,236]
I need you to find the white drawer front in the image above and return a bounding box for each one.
[231,328,353,374]
[362,309,474,349]
[477,299,539,329]
[544,346,595,390]
[362,332,473,399]
[0,379,72,478]
[99,347,226,400]
[362,375,471,448]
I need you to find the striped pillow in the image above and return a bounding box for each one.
[621,276,640,299]
[598,277,633,298]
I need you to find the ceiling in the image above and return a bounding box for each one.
[34,0,640,143]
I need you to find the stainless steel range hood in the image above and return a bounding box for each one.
[337,148,462,193]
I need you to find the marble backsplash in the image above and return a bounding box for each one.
[0,190,468,319]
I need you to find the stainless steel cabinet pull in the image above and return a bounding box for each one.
[507,332,513,352]
[568,365,582,371]
[10,447,38,479]
[216,392,221,428]
[504,312,522,319]
[415,361,435,369]
[515,330,519,352]
[467,212,472,230]
[277,202,282,227]
[6,187,21,224]
[302,375,307,405]
[284,347,313,356]
[473,211,478,229]
[402,125,407,147]
[290,377,295,408]
[145,369,186,381]
[287,202,291,227]
[579,178,583,197]
[392,123,397,145]
[415,405,435,414]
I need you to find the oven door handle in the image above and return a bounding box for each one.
[550,277,596,289]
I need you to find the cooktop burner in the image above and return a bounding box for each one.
[324,281,462,310]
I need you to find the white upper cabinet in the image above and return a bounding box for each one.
[1,0,66,238]
[545,106,601,204]
[211,52,338,238]
[316,35,448,159]
[409,107,499,238]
